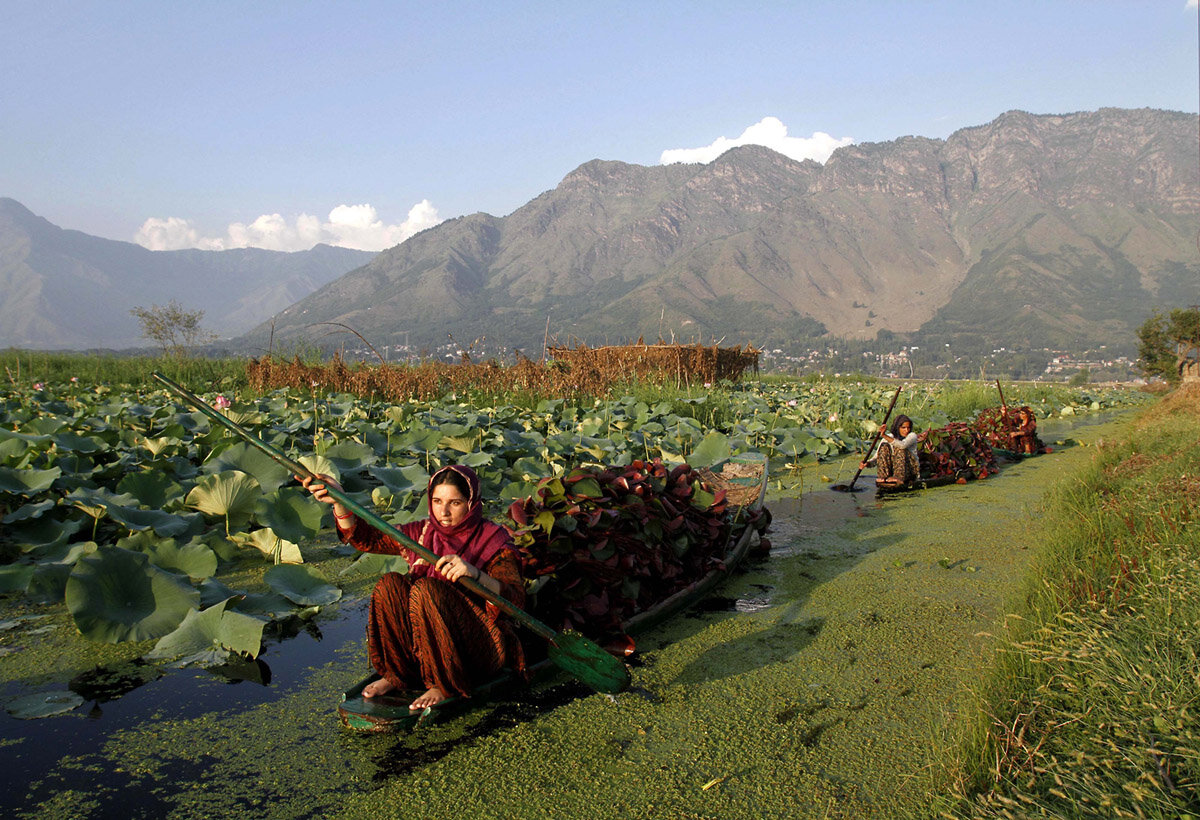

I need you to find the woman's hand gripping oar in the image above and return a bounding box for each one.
[151,372,631,695]
[832,384,903,492]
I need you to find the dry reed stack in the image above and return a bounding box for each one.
[246,343,760,401]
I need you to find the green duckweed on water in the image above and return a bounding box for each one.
[4,415,1134,819]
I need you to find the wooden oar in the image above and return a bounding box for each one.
[995,379,1015,444]
[832,384,902,492]
[152,372,631,695]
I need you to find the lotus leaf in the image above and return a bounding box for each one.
[147,600,266,662]
[30,541,97,566]
[322,440,378,473]
[339,552,409,578]
[0,434,34,463]
[0,564,35,593]
[12,516,84,551]
[51,431,105,453]
[198,577,240,608]
[65,547,201,642]
[221,408,264,426]
[146,538,218,580]
[369,464,430,495]
[264,564,342,606]
[689,432,731,467]
[382,405,410,425]
[26,417,67,435]
[116,471,186,510]
[3,500,55,524]
[230,528,303,564]
[116,530,165,553]
[387,506,427,526]
[66,486,137,517]
[512,456,555,481]
[6,690,84,719]
[201,441,292,493]
[458,450,493,467]
[28,562,74,603]
[391,425,443,454]
[186,471,261,533]
[106,505,194,538]
[254,487,324,545]
[0,466,61,495]
[296,454,340,483]
[0,428,51,447]
[440,434,478,453]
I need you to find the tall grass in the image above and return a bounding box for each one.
[1,349,249,389]
[939,384,1200,819]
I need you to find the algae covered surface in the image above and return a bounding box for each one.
[2,418,1125,819]
[335,435,1114,820]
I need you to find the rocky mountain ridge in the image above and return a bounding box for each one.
[251,107,1199,357]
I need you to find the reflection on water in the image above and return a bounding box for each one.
[0,596,373,814]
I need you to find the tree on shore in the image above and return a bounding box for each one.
[1137,307,1200,383]
[130,300,215,358]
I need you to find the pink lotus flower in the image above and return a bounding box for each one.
[70,376,79,383]
[213,395,232,410]
[828,412,838,422]
[32,382,44,390]
[787,399,798,407]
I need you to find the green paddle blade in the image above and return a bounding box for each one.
[546,630,630,694]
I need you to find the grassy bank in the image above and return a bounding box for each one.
[942,384,1200,818]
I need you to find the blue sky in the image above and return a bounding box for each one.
[3,1,1197,252]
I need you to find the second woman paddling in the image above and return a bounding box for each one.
[860,414,920,488]
[299,465,526,711]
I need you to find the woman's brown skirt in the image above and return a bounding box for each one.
[876,442,918,484]
[367,572,509,698]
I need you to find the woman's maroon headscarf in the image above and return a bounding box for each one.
[410,464,514,580]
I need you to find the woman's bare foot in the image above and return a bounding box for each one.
[409,687,447,711]
[362,678,399,698]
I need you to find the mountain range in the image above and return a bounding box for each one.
[246,107,1200,358]
[4,107,1197,357]
[0,198,374,350]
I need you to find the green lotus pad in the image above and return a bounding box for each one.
[147,600,267,663]
[5,690,85,719]
[65,546,201,642]
[253,487,325,545]
[264,563,342,606]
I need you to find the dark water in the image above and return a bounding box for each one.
[0,598,371,813]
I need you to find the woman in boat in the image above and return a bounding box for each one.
[299,464,525,711]
[1004,405,1039,455]
[861,414,920,487]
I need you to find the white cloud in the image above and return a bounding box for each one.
[134,201,443,252]
[135,216,210,251]
[660,116,854,165]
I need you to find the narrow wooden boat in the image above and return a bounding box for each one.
[873,470,973,496]
[337,453,769,733]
